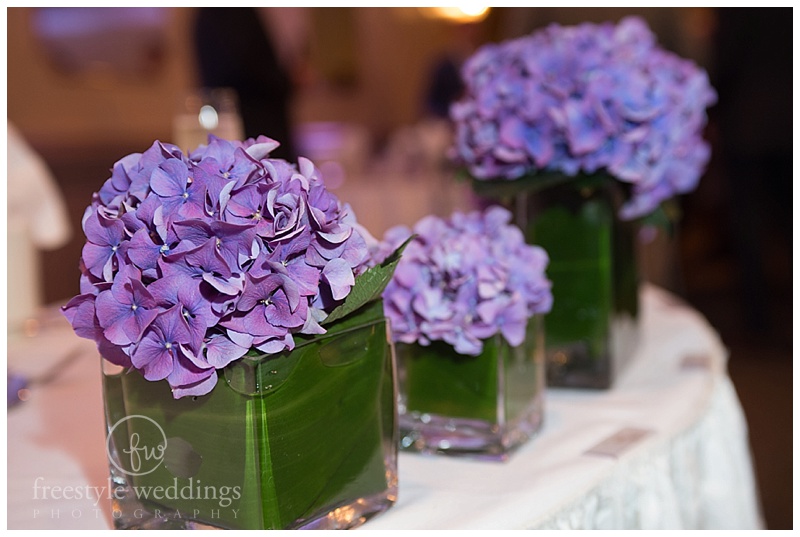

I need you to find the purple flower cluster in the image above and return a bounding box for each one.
[381,206,552,356]
[450,16,717,219]
[62,136,371,398]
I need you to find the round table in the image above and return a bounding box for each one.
[7,285,763,529]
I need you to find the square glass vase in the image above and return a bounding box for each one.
[518,175,640,389]
[396,315,545,461]
[102,301,398,530]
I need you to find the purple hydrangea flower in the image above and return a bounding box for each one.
[132,306,196,380]
[81,208,128,282]
[149,158,207,222]
[381,206,552,355]
[94,265,159,347]
[450,16,717,219]
[62,135,372,398]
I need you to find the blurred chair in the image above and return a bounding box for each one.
[7,121,72,334]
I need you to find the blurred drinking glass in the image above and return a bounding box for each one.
[172,87,244,151]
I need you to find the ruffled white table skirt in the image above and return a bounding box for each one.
[7,285,763,530]
[363,285,763,530]
[532,375,761,530]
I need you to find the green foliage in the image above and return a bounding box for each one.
[322,235,414,326]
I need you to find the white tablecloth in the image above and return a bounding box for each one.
[6,286,763,530]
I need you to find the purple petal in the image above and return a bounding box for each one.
[81,243,114,281]
[170,371,218,399]
[254,333,294,354]
[184,240,233,278]
[176,282,217,327]
[98,338,133,368]
[166,351,213,387]
[62,294,100,340]
[318,225,352,244]
[127,228,163,271]
[245,139,280,160]
[268,259,319,298]
[146,275,182,307]
[202,272,243,295]
[274,273,301,313]
[83,210,125,248]
[500,320,526,348]
[204,335,249,368]
[304,243,330,268]
[225,329,255,349]
[322,258,355,300]
[237,274,273,311]
[339,231,369,268]
[172,219,214,247]
[150,159,189,198]
[177,342,212,370]
[133,336,173,381]
[221,307,286,339]
[264,290,306,328]
[299,307,327,335]
[153,306,193,346]
[286,261,321,297]
[445,329,483,356]
[95,291,137,345]
[128,278,157,309]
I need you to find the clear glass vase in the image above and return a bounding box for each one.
[517,174,640,389]
[102,301,398,530]
[396,315,545,461]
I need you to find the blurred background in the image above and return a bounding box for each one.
[6,7,792,528]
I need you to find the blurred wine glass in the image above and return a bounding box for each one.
[172,87,244,151]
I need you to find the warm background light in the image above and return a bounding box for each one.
[420,6,491,23]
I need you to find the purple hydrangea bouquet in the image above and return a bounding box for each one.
[450,16,716,220]
[449,17,716,389]
[62,136,403,529]
[381,206,552,459]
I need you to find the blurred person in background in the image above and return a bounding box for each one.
[194,7,297,161]
[710,7,792,331]
[423,21,486,120]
